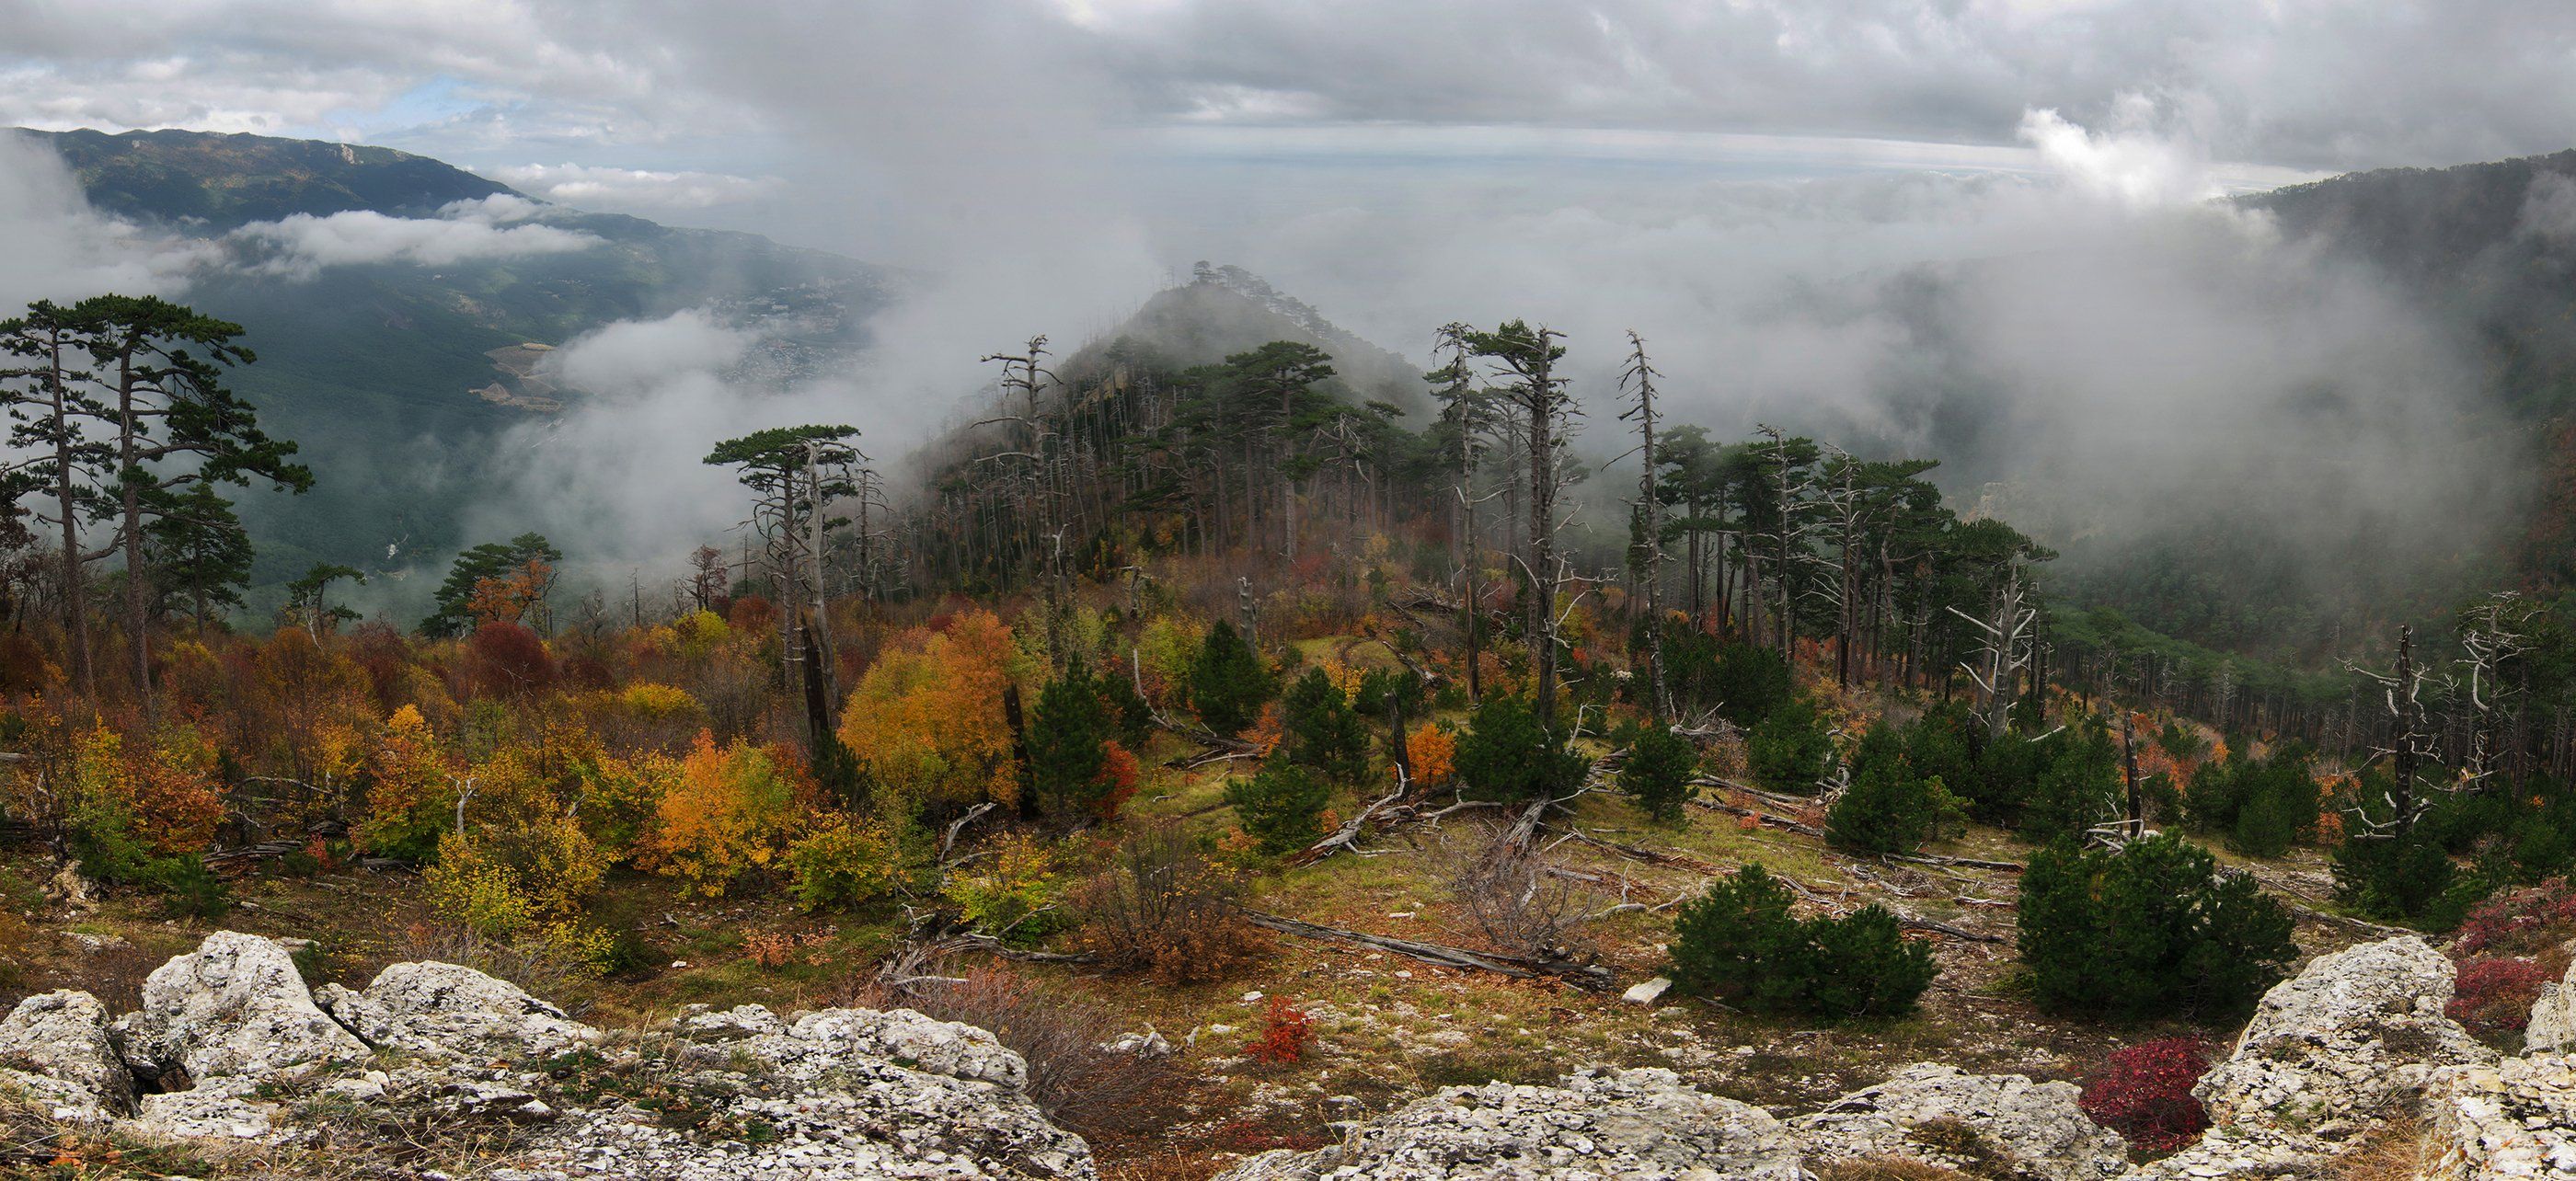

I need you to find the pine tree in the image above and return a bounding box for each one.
[1616,719,1698,822]
[1190,620,1273,735]
[1455,696,1589,802]
[1226,762,1328,854]
[143,483,254,632]
[1746,695,1832,794]
[1282,666,1369,783]
[2019,833,2295,1021]
[1029,657,1112,815]
[1825,727,1962,855]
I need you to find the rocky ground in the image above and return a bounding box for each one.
[8,929,2576,1178]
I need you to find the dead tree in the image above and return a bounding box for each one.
[1619,330,1671,719]
[1949,559,2036,741]
[2344,625,2442,840]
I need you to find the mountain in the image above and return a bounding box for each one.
[15,128,898,599]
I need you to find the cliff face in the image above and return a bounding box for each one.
[9,930,2575,1178]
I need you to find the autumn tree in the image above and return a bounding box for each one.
[425,534,562,638]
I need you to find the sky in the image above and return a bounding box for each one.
[0,0,2561,604]
[9,0,2576,256]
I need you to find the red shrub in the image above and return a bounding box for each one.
[2079,1039,2212,1153]
[2454,877,2576,959]
[2450,957,2551,1038]
[466,622,555,698]
[1246,996,1315,1065]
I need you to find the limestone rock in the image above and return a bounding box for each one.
[110,930,366,1084]
[674,1003,788,1041]
[2133,935,2495,1179]
[740,1005,1029,1089]
[1214,1068,1805,1181]
[1621,976,1673,1005]
[1791,1062,2128,1181]
[0,991,131,1119]
[2525,962,2576,1055]
[316,960,599,1061]
[2424,1051,2576,1179]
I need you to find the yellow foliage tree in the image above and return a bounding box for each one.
[645,730,804,896]
[837,609,1026,816]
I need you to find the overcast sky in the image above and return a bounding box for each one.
[6,0,2575,257]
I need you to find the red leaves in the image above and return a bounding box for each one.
[1245,996,1315,1065]
[2079,1039,2211,1153]
[2450,957,2551,1038]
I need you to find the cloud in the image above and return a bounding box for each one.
[484,163,782,211]
[0,130,209,308]
[224,195,600,279]
[472,307,859,575]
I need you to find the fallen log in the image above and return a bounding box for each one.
[1236,908,1615,989]
[1687,796,1824,837]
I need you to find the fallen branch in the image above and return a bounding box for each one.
[940,802,997,862]
[1236,908,1614,989]
[1292,786,1405,866]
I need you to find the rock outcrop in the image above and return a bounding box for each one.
[0,990,131,1121]
[2135,935,2496,1178]
[1791,1062,2129,1180]
[29,928,2576,1179]
[2523,959,2576,1056]
[314,959,600,1060]
[110,929,369,1086]
[2,931,1093,1180]
[1218,1068,1809,1181]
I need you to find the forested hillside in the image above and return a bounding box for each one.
[14,128,897,599]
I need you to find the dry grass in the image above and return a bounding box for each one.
[1816,1158,1975,1181]
[2324,1114,2429,1180]
[848,960,1184,1139]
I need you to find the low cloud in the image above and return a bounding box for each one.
[0,131,209,308]
[225,194,599,279]
[484,163,782,212]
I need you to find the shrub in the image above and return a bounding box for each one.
[1226,762,1330,854]
[1282,666,1370,783]
[2449,957,2551,1041]
[2078,1039,2212,1153]
[848,963,1178,1136]
[784,816,903,912]
[944,831,1064,943]
[2019,833,2295,1021]
[1405,722,1456,789]
[1246,995,1315,1064]
[1616,720,1698,822]
[1449,837,1600,962]
[1454,696,1589,802]
[466,621,555,697]
[2454,877,2576,958]
[1074,823,1271,984]
[2332,811,2459,924]
[2187,745,2319,857]
[1826,727,1965,856]
[1190,621,1274,735]
[1746,696,1832,794]
[1669,864,1936,1019]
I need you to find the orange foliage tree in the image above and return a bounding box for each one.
[837,608,1026,816]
